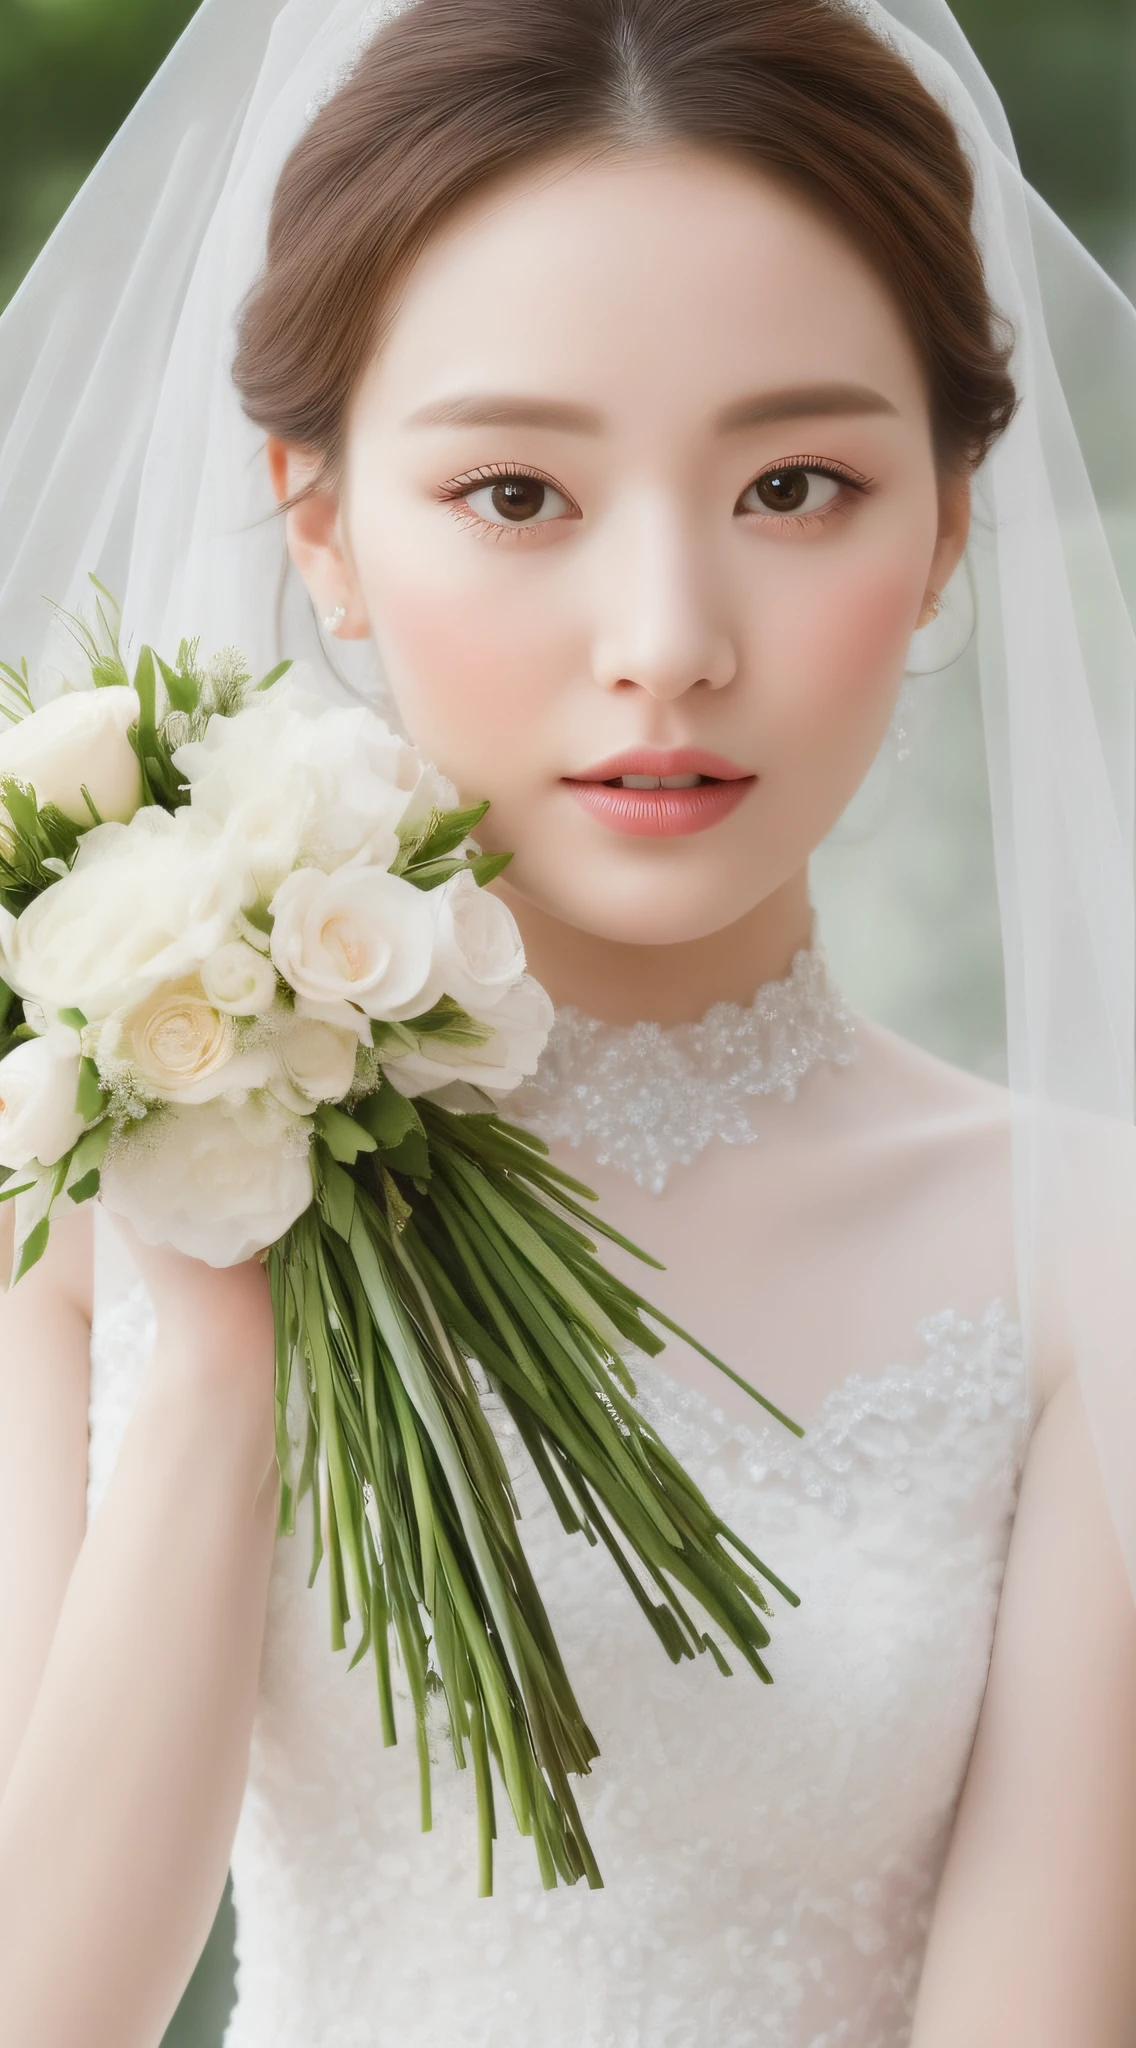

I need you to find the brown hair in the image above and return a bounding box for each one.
[233,0,1018,481]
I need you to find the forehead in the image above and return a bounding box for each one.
[359,145,930,432]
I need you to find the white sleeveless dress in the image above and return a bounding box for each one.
[86,976,1035,2048]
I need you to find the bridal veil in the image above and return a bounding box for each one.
[1,0,1135,1584]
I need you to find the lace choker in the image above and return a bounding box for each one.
[509,938,858,1194]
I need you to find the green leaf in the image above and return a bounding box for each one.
[131,646,159,800]
[79,785,104,828]
[13,1216,50,1282]
[375,1128,431,1180]
[0,660,33,723]
[255,659,293,692]
[91,658,131,691]
[58,1006,87,1032]
[240,900,273,938]
[353,1083,423,1149]
[316,1105,378,1164]
[0,1178,35,1205]
[75,1056,107,1123]
[1,778,39,841]
[399,855,469,894]
[381,1165,414,1234]
[407,995,491,1045]
[67,1119,112,1185]
[156,652,199,715]
[66,1168,102,1204]
[469,850,514,888]
[314,1152,357,1241]
[411,800,491,864]
[370,1018,418,1055]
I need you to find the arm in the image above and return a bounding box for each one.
[0,1216,281,2048]
[909,1370,1136,2047]
[0,1205,94,1802]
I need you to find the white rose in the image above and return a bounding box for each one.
[293,994,373,1045]
[200,941,279,1016]
[432,871,526,1015]
[100,1095,314,1266]
[218,793,307,900]
[174,676,450,887]
[98,978,279,1105]
[270,1015,359,1113]
[3,806,248,1020]
[385,973,553,1099]
[269,865,442,1023]
[0,688,142,828]
[0,1031,87,1168]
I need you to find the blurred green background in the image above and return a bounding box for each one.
[0,0,1132,2042]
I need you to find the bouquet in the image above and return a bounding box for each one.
[0,585,800,1893]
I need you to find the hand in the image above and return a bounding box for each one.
[103,1207,278,1422]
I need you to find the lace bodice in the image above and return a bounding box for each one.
[88,1220,1033,2048]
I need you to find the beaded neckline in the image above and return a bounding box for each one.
[509,937,858,1193]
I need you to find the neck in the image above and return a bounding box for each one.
[497,868,814,1027]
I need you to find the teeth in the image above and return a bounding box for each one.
[616,772,706,789]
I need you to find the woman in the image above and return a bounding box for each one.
[1,0,1135,2042]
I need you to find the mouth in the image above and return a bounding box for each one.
[561,747,755,839]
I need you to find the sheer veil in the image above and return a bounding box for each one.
[1,0,1135,1582]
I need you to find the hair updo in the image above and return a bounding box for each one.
[233,0,1018,483]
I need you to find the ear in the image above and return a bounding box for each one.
[917,464,972,629]
[266,437,370,640]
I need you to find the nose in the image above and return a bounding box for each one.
[590,494,737,700]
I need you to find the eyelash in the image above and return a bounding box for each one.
[435,454,875,541]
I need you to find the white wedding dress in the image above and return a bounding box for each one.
[86,948,1035,2048]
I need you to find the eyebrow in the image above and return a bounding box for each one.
[402,382,900,435]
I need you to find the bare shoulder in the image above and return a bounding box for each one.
[828,1013,1015,1232]
[851,1019,1136,1414]
[847,1013,1013,1135]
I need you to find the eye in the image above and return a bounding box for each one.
[439,462,575,535]
[737,458,870,524]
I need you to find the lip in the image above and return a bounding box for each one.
[567,746,752,784]
[562,746,756,839]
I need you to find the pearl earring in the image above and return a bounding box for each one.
[323,603,347,635]
[903,556,975,675]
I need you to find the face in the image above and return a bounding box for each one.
[277,145,969,948]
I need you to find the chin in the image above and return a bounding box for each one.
[511,851,765,948]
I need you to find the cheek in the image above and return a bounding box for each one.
[355,548,554,790]
[759,548,923,746]
[811,559,918,689]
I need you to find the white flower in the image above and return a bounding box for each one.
[121,980,233,1094]
[100,1095,314,1266]
[0,688,142,828]
[293,994,373,1045]
[385,974,553,1099]
[3,806,248,1020]
[270,1015,359,1113]
[200,941,278,1017]
[95,976,274,1108]
[174,675,455,891]
[269,865,442,1023]
[432,871,526,1015]
[0,1031,87,1168]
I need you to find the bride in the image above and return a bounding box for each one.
[1,0,1136,2042]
